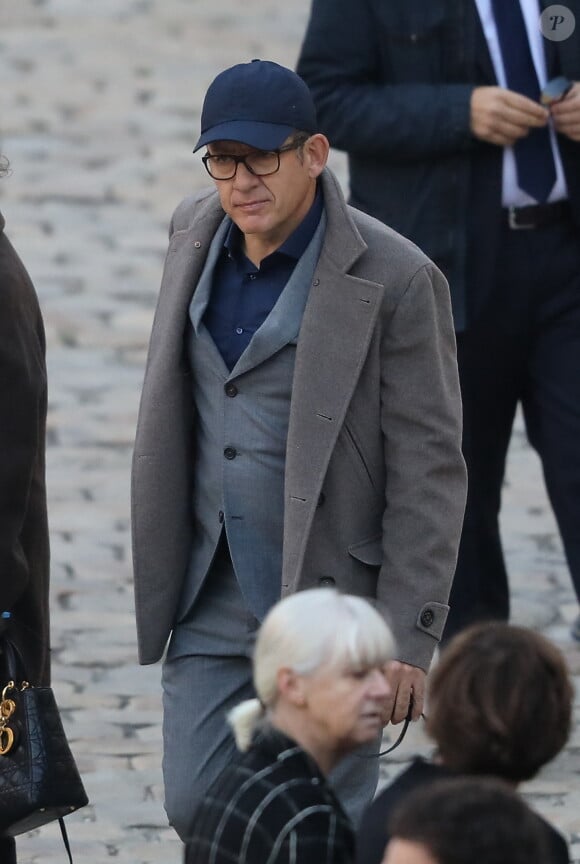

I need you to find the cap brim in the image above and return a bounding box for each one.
[193,120,297,152]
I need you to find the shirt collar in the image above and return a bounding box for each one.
[223,184,324,265]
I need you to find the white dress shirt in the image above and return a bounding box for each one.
[474,0,568,206]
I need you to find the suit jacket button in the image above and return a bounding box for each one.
[420,608,435,628]
[224,383,238,397]
[319,576,335,587]
[224,447,237,460]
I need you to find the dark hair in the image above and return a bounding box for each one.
[387,776,551,864]
[289,130,311,146]
[285,130,311,164]
[426,622,573,781]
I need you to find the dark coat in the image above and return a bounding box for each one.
[297,0,580,330]
[186,728,354,864]
[0,211,50,686]
[356,758,569,864]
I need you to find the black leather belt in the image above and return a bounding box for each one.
[503,200,570,230]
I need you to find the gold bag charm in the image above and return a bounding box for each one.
[0,683,18,755]
[0,724,15,755]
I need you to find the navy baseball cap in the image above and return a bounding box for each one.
[193,59,318,152]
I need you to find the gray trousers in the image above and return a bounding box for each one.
[162,541,380,841]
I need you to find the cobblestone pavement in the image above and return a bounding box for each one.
[1,2,579,862]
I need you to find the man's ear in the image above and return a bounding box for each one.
[305,133,330,178]
[276,667,307,706]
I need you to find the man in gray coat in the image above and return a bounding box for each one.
[131,60,467,841]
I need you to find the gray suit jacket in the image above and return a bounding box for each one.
[131,168,467,671]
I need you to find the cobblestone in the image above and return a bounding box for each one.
[1,2,579,862]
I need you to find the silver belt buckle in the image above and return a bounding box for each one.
[507,206,533,230]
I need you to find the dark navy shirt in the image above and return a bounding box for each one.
[203,187,323,371]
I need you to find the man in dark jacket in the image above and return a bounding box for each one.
[0,155,50,864]
[298,0,580,640]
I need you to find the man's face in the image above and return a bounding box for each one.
[205,137,323,256]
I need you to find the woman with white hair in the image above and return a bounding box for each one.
[185,588,395,864]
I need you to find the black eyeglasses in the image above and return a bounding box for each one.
[201,141,305,181]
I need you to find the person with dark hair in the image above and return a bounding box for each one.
[357,622,572,864]
[186,589,395,864]
[0,156,51,864]
[383,777,551,864]
[131,59,466,839]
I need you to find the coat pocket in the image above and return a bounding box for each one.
[347,534,383,567]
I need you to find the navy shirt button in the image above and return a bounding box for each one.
[225,383,238,397]
[235,327,243,335]
[224,447,237,460]
[420,608,435,628]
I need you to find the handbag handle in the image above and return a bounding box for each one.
[59,817,74,864]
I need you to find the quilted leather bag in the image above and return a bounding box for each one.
[0,639,88,859]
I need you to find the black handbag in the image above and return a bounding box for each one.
[0,639,88,861]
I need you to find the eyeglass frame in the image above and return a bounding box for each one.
[201,136,310,181]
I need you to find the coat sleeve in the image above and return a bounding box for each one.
[297,0,474,159]
[377,263,467,669]
[0,247,46,610]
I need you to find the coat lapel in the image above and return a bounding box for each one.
[162,194,225,364]
[283,170,384,579]
[549,0,580,77]
[472,0,497,84]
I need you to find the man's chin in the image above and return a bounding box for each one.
[232,214,269,234]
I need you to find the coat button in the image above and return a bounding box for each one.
[194,241,202,248]
[319,576,335,587]
[218,510,224,523]
[420,608,435,628]
[224,447,237,460]
[224,383,238,398]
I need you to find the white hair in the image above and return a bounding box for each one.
[227,589,395,751]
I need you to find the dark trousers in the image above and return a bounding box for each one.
[444,210,580,640]
[0,838,17,864]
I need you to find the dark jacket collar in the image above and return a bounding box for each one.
[252,725,324,778]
